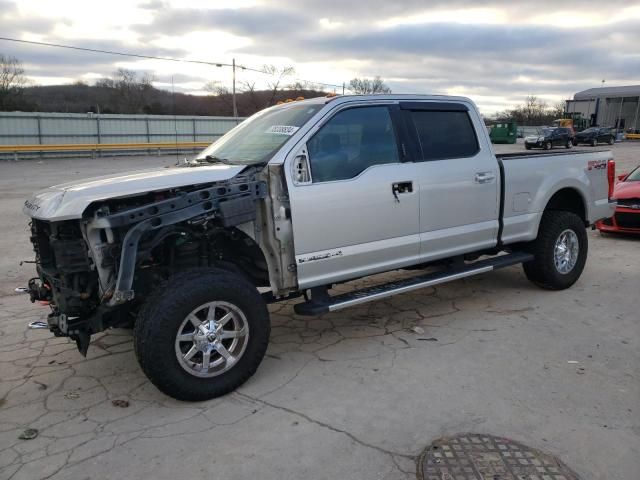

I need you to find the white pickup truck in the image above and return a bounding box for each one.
[23,94,616,400]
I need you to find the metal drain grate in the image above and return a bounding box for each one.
[418,433,579,480]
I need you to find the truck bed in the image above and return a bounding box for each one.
[497,148,613,245]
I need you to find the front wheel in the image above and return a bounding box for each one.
[565,139,573,148]
[523,211,588,290]
[591,138,598,147]
[134,269,270,401]
[608,136,614,145]
[544,141,552,150]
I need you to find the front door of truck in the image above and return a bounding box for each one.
[400,101,500,261]
[287,104,420,289]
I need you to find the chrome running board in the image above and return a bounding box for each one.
[294,252,533,316]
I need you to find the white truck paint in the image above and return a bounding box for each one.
[22,94,616,400]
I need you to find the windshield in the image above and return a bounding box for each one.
[195,103,323,165]
[540,128,554,135]
[626,166,640,182]
[582,127,597,133]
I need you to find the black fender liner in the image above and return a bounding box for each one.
[92,176,267,305]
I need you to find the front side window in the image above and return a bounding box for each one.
[308,106,399,182]
[409,110,479,161]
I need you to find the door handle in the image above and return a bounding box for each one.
[392,181,413,202]
[474,172,496,184]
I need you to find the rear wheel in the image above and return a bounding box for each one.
[544,141,552,150]
[608,136,614,145]
[523,211,588,290]
[525,144,532,150]
[565,139,573,148]
[134,269,270,401]
[591,138,597,147]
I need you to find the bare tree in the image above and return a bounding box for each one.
[262,64,295,107]
[494,95,566,126]
[0,54,28,110]
[348,76,391,94]
[203,80,227,96]
[96,68,155,113]
[204,80,234,114]
[239,80,262,112]
[286,80,329,97]
[521,95,546,123]
[552,101,566,118]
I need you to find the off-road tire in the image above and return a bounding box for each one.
[523,211,588,290]
[134,268,270,401]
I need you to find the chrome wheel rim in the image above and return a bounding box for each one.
[174,301,249,378]
[554,229,579,274]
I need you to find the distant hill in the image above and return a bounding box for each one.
[11,84,328,116]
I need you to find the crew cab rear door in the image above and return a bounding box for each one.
[286,103,421,289]
[400,101,500,261]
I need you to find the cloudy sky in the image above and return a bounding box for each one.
[1,0,639,114]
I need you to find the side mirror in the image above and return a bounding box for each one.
[617,173,628,182]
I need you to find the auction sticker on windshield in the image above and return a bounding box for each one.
[265,125,300,135]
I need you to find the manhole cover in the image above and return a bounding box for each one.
[418,433,579,480]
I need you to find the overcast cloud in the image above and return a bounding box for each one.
[1,0,638,113]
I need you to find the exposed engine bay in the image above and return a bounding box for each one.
[27,168,271,355]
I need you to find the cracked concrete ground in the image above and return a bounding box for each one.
[0,142,639,480]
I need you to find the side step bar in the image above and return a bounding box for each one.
[293,252,533,316]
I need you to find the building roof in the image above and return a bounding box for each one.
[574,85,640,100]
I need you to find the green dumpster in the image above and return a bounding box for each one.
[489,122,517,144]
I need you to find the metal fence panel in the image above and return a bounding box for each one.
[0,112,243,158]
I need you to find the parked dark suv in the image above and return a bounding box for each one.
[575,127,615,146]
[524,127,573,150]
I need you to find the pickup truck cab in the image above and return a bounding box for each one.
[23,94,616,400]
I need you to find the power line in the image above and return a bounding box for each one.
[0,36,261,72]
[0,36,350,92]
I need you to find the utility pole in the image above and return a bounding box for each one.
[232,58,238,118]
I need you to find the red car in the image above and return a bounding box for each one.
[597,165,640,233]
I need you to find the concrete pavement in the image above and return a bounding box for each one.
[0,142,638,479]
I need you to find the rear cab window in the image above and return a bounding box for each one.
[401,103,479,161]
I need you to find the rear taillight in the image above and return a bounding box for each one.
[607,159,615,200]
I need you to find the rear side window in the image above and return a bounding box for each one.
[409,111,479,161]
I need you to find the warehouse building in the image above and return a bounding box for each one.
[565,85,640,133]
